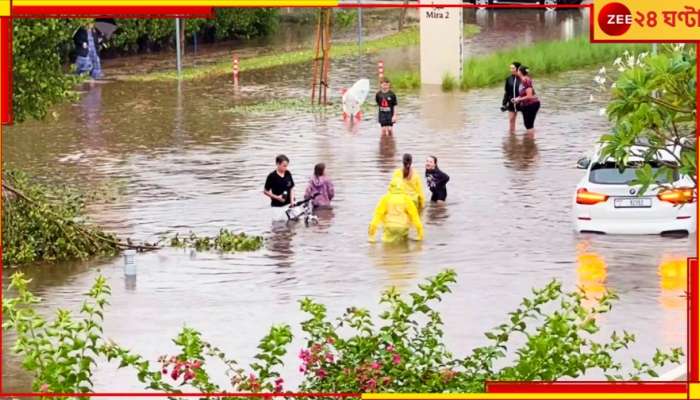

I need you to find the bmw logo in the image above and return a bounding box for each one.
[629,188,636,195]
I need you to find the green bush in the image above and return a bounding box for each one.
[3,270,683,394]
[89,10,279,55]
[12,18,84,122]
[599,45,697,192]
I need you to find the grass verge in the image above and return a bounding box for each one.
[390,37,651,91]
[127,25,481,82]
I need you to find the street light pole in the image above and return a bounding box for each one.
[175,18,182,78]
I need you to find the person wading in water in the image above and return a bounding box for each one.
[502,61,522,134]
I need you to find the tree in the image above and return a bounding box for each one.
[12,18,84,123]
[598,45,696,194]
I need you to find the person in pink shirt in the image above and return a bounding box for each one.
[512,65,541,134]
[304,163,335,209]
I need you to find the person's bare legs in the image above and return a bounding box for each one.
[508,111,517,134]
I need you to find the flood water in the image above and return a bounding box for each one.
[3,8,693,393]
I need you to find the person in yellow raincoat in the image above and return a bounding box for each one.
[392,153,426,210]
[368,178,424,243]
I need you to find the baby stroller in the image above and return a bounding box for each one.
[285,193,320,226]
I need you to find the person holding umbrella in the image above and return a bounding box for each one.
[73,19,117,79]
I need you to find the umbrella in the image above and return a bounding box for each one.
[95,18,119,40]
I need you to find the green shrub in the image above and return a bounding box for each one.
[3,270,683,394]
[12,19,85,122]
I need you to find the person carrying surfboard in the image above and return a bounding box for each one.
[375,77,398,136]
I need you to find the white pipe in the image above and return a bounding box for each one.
[124,249,137,276]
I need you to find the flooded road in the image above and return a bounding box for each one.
[3,8,692,392]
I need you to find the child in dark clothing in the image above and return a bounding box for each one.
[376,77,398,136]
[425,156,450,203]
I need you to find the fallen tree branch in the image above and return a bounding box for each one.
[2,182,160,253]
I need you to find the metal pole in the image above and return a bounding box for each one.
[357,1,363,47]
[175,18,182,77]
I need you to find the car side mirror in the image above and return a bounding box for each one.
[577,157,590,169]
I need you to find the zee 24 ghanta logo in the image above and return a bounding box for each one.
[598,1,700,36]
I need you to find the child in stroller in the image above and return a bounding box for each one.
[285,192,320,225]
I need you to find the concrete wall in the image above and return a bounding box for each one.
[419,0,463,85]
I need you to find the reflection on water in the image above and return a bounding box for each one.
[502,132,539,171]
[378,134,397,174]
[2,9,692,391]
[268,220,296,269]
[576,241,608,310]
[419,86,464,131]
[369,241,420,292]
[658,256,687,310]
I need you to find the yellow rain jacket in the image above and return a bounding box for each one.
[392,168,426,210]
[369,180,424,243]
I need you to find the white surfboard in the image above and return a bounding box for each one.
[342,79,370,118]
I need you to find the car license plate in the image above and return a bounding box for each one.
[614,198,652,208]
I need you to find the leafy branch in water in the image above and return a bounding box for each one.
[2,169,158,267]
[169,229,264,253]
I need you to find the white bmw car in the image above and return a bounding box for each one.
[573,145,696,235]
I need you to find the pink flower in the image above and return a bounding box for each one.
[299,349,311,361]
[274,377,284,392]
[183,370,195,382]
[392,354,401,365]
[371,361,381,370]
[365,378,377,390]
[386,345,395,352]
[39,384,49,392]
[316,368,327,379]
[326,336,336,345]
[325,352,334,362]
[299,365,307,373]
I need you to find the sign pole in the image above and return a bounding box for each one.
[175,18,182,78]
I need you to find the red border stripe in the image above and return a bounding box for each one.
[11,6,214,17]
[1,17,11,125]
[486,382,687,394]
[691,247,699,379]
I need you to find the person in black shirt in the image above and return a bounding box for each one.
[425,155,450,203]
[264,154,295,207]
[376,77,398,136]
[502,61,522,134]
